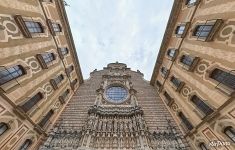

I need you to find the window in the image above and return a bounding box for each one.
[38,110,54,128]
[167,49,177,60]
[167,49,176,58]
[161,67,169,78]
[163,91,173,105]
[178,112,193,131]
[19,139,32,150]
[36,53,55,69]
[106,86,128,103]
[155,80,162,88]
[179,55,199,71]
[193,25,213,39]
[60,48,68,55]
[224,126,235,142]
[199,142,208,150]
[192,19,223,41]
[170,76,182,88]
[191,95,214,116]
[14,15,44,38]
[20,92,43,112]
[0,122,8,136]
[50,74,64,90]
[54,74,64,85]
[52,23,61,32]
[210,69,235,90]
[24,21,43,33]
[42,53,55,64]
[180,55,194,66]
[59,89,70,104]
[176,25,185,35]
[71,79,78,90]
[58,47,69,59]
[66,65,74,77]
[186,0,197,6]
[0,65,25,86]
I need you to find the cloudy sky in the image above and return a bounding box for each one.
[65,0,173,80]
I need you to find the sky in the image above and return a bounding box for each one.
[65,0,174,80]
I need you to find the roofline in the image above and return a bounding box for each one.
[56,0,84,84]
[150,0,183,85]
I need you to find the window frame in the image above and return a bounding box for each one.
[155,80,163,92]
[224,126,235,143]
[175,22,190,38]
[65,65,74,77]
[209,68,235,96]
[185,0,199,7]
[178,112,194,132]
[166,48,178,61]
[58,47,69,59]
[50,74,64,90]
[47,19,62,36]
[170,76,184,92]
[20,92,44,113]
[163,91,174,106]
[71,79,78,90]
[14,15,45,38]
[59,89,70,104]
[19,139,32,150]
[192,19,223,41]
[160,66,169,79]
[179,54,199,71]
[190,95,214,117]
[0,65,26,86]
[0,122,9,136]
[36,53,56,69]
[198,142,208,150]
[38,109,54,129]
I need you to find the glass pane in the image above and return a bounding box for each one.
[106,86,128,103]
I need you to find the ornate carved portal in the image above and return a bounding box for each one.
[40,63,189,150]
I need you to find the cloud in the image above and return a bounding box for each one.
[65,0,174,80]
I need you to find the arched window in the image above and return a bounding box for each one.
[0,122,9,136]
[0,65,25,86]
[224,126,235,142]
[199,142,208,150]
[19,139,32,150]
[20,92,43,112]
[191,95,214,116]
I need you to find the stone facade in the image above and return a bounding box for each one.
[39,62,190,150]
[151,0,235,150]
[0,0,83,149]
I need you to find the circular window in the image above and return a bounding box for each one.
[105,86,128,103]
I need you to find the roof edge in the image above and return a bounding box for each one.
[56,0,84,84]
[150,0,183,85]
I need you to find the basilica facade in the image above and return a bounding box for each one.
[39,62,189,150]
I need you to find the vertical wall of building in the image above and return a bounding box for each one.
[151,0,235,149]
[0,0,83,149]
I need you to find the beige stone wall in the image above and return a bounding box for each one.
[151,0,235,149]
[0,0,83,149]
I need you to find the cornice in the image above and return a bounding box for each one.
[150,0,183,85]
[55,0,84,84]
